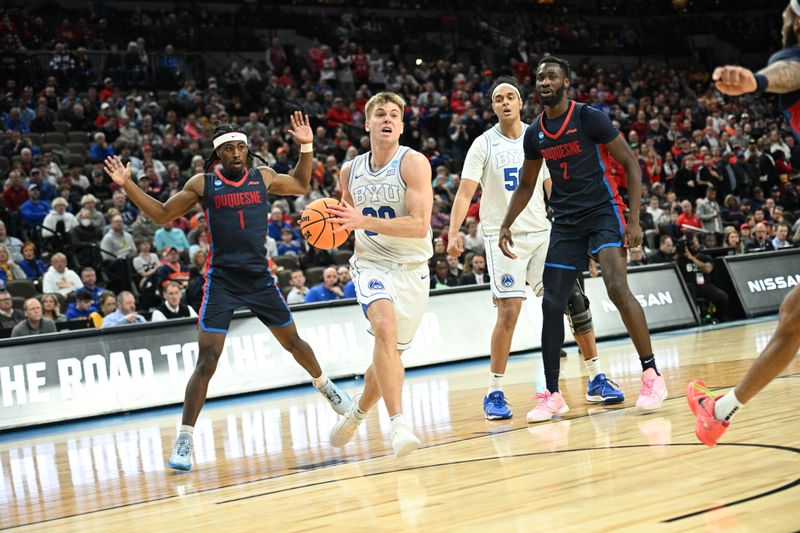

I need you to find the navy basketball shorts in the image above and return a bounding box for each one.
[544,203,626,272]
[198,268,292,333]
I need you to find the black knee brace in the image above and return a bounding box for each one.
[566,280,593,335]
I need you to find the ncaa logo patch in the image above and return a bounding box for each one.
[538,131,544,140]
[214,179,223,188]
[368,279,385,290]
[501,274,515,287]
[387,159,398,177]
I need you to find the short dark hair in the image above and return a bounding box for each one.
[488,76,521,99]
[537,55,570,78]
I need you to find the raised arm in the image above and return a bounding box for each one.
[104,155,201,224]
[713,61,800,96]
[259,111,314,196]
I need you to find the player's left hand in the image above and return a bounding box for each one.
[287,111,313,145]
[623,223,643,249]
[326,200,366,233]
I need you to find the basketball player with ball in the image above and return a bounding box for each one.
[325,92,434,457]
[103,111,351,472]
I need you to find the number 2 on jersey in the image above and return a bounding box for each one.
[559,161,570,181]
[362,205,396,236]
[503,167,520,191]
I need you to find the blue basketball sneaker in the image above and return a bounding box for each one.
[483,390,513,420]
[168,435,193,471]
[586,374,625,404]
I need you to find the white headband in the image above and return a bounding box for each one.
[212,132,248,150]
[793,0,800,16]
[491,82,521,101]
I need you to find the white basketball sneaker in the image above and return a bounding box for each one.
[390,417,421,458]
[330,394,365,448]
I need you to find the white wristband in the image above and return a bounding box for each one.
[300,143,313,153]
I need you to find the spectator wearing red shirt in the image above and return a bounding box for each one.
[676,200,702,232]
[3,169,28,212]
[326,98,352,128]
[630,110,649,140]
[510,57,531,82]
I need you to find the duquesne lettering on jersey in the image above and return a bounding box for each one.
[349,146,433,264]
[204,167,272,275]
[461,123,550,235]
[214,190,263,209]
[524,100,625,221]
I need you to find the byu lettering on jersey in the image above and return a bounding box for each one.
[349,146,433,264]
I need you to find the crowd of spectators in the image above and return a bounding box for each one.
[0,1,798,337]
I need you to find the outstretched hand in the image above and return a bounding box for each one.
[104,155,132,187]
[287,111,313,145]
[712,66,757,96]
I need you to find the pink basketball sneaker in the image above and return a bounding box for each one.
[635,368,667,411]
[526,390,569,423]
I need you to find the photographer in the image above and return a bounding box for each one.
[677,234,728,322]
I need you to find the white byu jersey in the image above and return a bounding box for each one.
[461,123,550,235]
[349,146,433,264]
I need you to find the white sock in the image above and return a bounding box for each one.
[488,372,504,394]
[584,357,602,380]
[179,424,194,438]
[312,374,329,389]
[390,413,407,427]
[713,390,743,422]
[353,399,368,419]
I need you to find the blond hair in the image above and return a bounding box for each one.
[364,91,406,119]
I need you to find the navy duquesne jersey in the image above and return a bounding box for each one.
[769,44,800,136]
[203,166,270,275]
[524,100,625,221]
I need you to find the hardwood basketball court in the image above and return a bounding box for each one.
[2,318,798,532]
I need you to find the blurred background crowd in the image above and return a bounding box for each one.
[0,0,796,336]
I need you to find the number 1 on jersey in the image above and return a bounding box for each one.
[559,161,570,181]
[238,209,245,229]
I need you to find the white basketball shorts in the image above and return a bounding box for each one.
[350,256,430,350]
[483,230,550,299]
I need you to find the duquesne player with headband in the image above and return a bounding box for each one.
[687,0,800,446]
[500,56,667,422]
[325,91,434,457]
[448,76,623,422]
[104,112,351,471]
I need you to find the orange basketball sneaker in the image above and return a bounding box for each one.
[686,380,729,447]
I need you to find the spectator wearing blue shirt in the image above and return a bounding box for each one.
[1,108,30,133]
[336,265,356,298]
[19,242,47,280]
[27,167,57,202]
[66,290,98,320]
[154,221,190,253]
[88,131,114,163]
[79,267,105,303]
[268,205,300,242]
[277,228,302,256]
[304,267,345,303]
[102,291,146,328]
[20,183,51,230]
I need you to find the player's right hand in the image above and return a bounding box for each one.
[498,227,517,260]
[104,155,132,186]
[712,66,757,96]
[447,232,464,257]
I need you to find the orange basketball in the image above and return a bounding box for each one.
[300,197,351,249]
